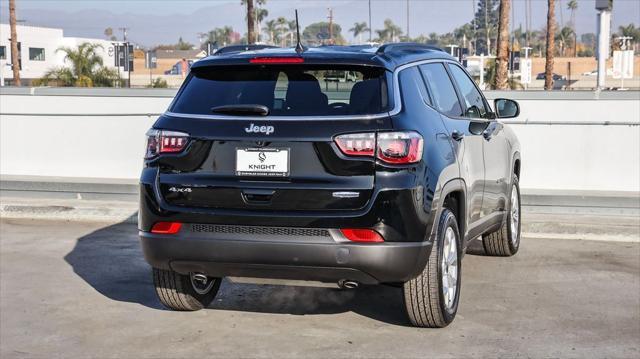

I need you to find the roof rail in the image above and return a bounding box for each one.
[376,43,446,55]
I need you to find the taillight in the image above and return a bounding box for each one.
[340,229,384,243]
[145,129,189,159]
[333,131,423,164]
[151,222,182,234]
[377,131,423,164]
[334,133,375,156]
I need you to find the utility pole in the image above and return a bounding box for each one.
[119,27,129,42]
[406,0,410,39]
[327,8,333,44]
[368,0,372,42]
[9,0,21,86]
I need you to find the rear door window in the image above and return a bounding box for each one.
[171,65,390,116]
[418,63,463,118]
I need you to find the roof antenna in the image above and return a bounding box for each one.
[294,9,305,54]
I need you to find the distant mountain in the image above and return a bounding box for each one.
[0,1,636,47]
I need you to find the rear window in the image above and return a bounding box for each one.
[170,65,390,116]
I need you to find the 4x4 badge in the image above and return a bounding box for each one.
[245,123,274,135]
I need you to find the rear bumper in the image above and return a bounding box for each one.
[140,229,432,284]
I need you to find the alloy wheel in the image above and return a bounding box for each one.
[441,226,458,310]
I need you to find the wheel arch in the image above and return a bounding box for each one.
[438,178,467,244]
[512,151,521,179]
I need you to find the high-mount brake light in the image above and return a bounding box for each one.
[340,229,384,243]
[151,222,183,234]
[334,133,376,156]
[145,129,190,159]
[249,57,304,64]
[377,131,423,164]
[333,131,423,164]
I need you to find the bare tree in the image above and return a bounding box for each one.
[495,0,510,90]
[544,0,556,90]
[9,0,21,86]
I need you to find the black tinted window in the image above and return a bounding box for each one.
[448,64,488,119]
[418,63,462,118]
[171,65,389,116]
[399,67,431,106]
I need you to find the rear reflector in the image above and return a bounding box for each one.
[249,57,304,64]
[340,229,384,243]
[151,222,183,234]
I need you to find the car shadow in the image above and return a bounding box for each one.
[465,238,488,256]
[64,218,411,326]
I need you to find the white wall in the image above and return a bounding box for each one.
[485,92,640,192]
[1,89,639,192]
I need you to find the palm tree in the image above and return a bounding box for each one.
[349,22,369,44]
[567,0,577,27]
[262,19,279,45]
[495,0,510,90]
[618,24,640,53]
[35,43,120,87]
[567,0,578,56]
[375,19,403,43]
[255,8,268,42]
[287,20,298,47]
[241,0,267,42]
[276,17,289,46]
[205,26,235,46]
[244,0,255,44]
[544,0,556,90]
[453,23,475,53]
[555,26,575,56]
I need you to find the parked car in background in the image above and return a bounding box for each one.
[139,43,522,328]
[324,70,359,82]
[536,72,565,80]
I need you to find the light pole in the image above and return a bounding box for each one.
[368,0,372,42]
[595,0,611,90]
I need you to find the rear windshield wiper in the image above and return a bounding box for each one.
[210,104,269,116]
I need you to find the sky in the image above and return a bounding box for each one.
[1,0,639,47]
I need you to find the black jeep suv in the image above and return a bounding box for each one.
[139,43,521,328]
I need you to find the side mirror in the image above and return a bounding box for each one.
[494,98,520,119]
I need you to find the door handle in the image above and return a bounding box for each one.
[451,130,465,141]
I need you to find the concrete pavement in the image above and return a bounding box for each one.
[1,218,638,358]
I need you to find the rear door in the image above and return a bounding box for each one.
[418,62,487,236]
[447,63,510,219]
[153,63,393,212]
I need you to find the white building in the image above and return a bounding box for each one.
[0,24,122,84]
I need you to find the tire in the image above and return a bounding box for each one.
[152,268,221,311]
[482,175,521,257]
[403,208,461,328]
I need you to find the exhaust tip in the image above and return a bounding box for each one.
[338,280,359,289]
[192,273,208,283]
